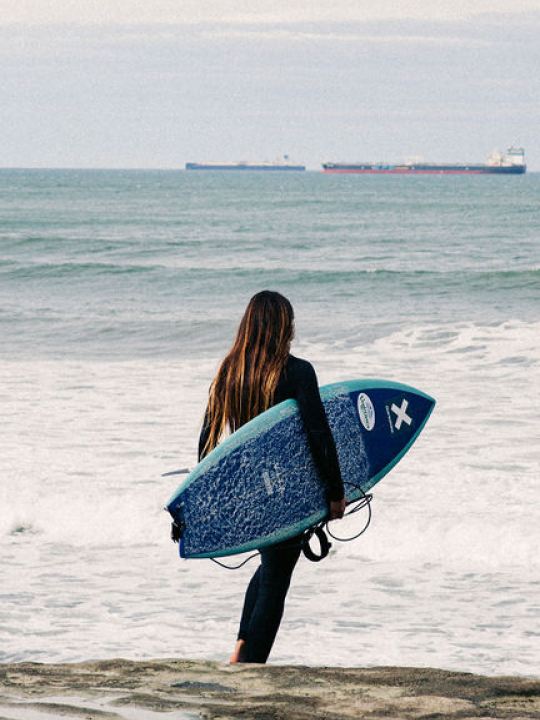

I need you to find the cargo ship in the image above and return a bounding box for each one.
[186,156,305,171]
[322,147,526,175]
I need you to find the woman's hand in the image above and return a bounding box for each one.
[329,498,346,520]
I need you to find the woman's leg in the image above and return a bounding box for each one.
[230,564,261,662]
[237,566,261,641]
[242,539,302,663]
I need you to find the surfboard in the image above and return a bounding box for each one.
[166,379,435,559]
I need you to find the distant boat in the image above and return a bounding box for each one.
[185,156,305,171]
[322,147,526,175]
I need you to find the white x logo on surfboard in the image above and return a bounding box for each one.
[390,398,412,431]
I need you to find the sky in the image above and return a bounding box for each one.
[1,0,539,169]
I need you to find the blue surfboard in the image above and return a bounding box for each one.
[166,379,435,559]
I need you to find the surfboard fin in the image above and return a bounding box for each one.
[162,468,190,477]
[171,520,185,542]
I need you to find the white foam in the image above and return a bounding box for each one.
[1,320,539,672]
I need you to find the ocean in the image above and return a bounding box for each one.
[1,169,538,675]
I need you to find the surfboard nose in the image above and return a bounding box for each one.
[348,382,435,484]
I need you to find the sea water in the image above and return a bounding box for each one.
[0,169,538,675]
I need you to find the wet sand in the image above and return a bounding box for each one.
[0,658,539,720]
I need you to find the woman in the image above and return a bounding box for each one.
[199,290,345,664]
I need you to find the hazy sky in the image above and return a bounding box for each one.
[2,0,539,169]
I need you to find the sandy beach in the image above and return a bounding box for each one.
[1,658,539,720]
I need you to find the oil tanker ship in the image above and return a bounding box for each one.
[186,156,305,171]
[322,147,526,175]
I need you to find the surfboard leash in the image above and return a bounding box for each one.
[325,482,373,544]
[210,553,262,570]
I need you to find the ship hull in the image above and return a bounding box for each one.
[186,163,305,171]
[322,164,526,175]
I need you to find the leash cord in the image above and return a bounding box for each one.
[211,552,261,570]
[325,481,372,543]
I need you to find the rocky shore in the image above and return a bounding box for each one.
[1,658,539,720]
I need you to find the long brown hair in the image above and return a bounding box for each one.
[202,290,294,456]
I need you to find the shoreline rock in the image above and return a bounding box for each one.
[1,658,539,719]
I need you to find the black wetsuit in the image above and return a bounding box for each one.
[198,354,343,663]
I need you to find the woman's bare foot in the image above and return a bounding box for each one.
[229,639,246,664]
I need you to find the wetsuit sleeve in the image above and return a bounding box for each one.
[198,407,211,462]
[293,361,344,501]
